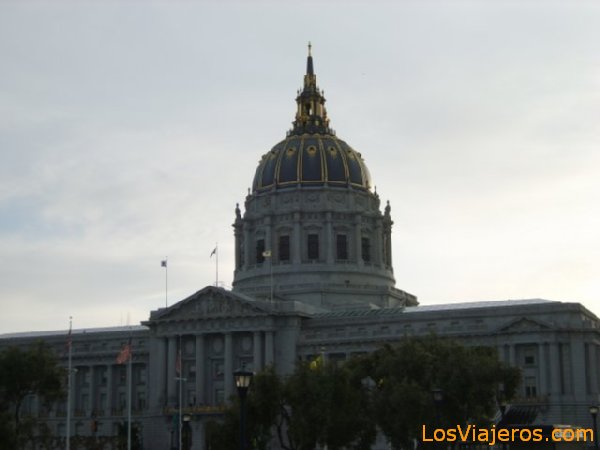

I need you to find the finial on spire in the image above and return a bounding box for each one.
[306,42,314,76]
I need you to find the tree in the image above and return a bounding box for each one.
[207,337,520,450]
[0,341,64,448]
[347,336,521,449]
[206,363,375,450]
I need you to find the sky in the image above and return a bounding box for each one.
[0,0,599,333]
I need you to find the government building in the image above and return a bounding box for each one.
[2,47,600,449]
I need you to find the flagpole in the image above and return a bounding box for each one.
[215,243,219,287]
[178,335,183,450]
[127,333,132,450]
[164,257,168,307]
[66,317,72,450]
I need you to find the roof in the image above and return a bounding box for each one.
[0,325,148,340]
[313,299,555,319]
[404,299,553,313]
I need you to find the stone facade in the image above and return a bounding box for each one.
[2,47,599,449]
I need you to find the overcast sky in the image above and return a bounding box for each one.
[1,0,599,333]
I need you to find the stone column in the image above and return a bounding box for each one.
[549,342,561,397]
[253,331,263,372]
[293,213,302,264]
[195,335,205,404]
[508,344,516,366]
[589,343,598,395]
[167,336,177,405]
[106,364,113,415]
[538,343,547,396]
[224,333,233,400]
[265,216,272,254]
[571,341,586,399]
[265,331,274,367]
[374,220,383,267]
[88,365,95,416]
[243,227,251,269]
[234,225,243,270]
[325,212,334,264]
[497,345,505,363]
[154,337,167,408]
[354,214,362,265]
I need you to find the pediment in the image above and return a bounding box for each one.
[498,317,551,333]
[148,286,272,323]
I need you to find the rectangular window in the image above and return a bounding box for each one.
[99,367,107,385]
[336,234,348,260]
[188,364,196,382]
[279,235,290,261]
[307,234,319,260]
[215,389,225,405]
[256,239,265,264]
[137,392,146,410]
[361,237,371,262]
[524,376,537,398]
[138,366,147,384]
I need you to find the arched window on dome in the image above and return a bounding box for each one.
[279,235,290,262]
[336,234,348,261]
[307,234,319,261]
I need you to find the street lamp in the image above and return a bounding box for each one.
[590,405,599,450]
[182,414,192,450]
[175,376,187,450]
[234,368,254,450]
[432,388,444,411]
[497,382,508,420]
[431,388,444,450]
[497,384,508,450]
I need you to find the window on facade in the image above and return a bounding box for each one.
[307,234,319,260]
[336,234,348,260]
[118,367,126,385]
[279,235,290,261]
[215,389,225,405]
[524,355,536,366]
[118,392,126,409]
[361,237,371,262]
[256,239,265,264]
[99,367,107,385]
[138,366,147,384]
[137,392,146,410]
[187,391,196,406]
[213,361,224,379]
[524,377,537,398]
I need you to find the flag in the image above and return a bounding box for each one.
[116,342,132,364]
[262,250,272,257]
[161,259,167,267]
[210,247,217,257]
[175,349,182,375]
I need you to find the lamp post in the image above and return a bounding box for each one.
[182,414,192,450]
[234,368,254,450]
[431,388,444,450]
[175,376,187,450]
[590,405,599,450]
[497,383,507,450]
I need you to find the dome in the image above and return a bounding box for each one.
[252,135,372,192]
[252,44,372,193]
